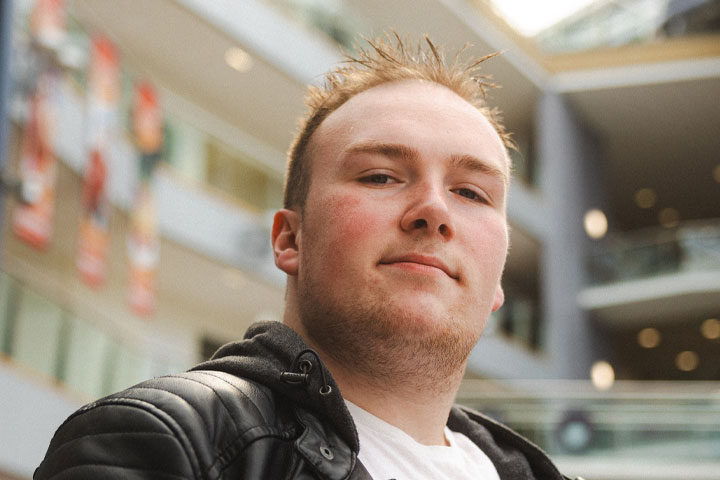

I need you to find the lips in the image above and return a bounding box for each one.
[379,253,458,279]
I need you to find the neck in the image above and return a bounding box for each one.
[327,353,464,446]
[282,282,472,446]
[285,311,464,446]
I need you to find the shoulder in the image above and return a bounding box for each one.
[35,371,294,480]
[450,404,525,443]
[449,405,569,480]
[102,370,284,430]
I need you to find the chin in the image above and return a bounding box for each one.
[382,298,483,346]
[297,281,484,381]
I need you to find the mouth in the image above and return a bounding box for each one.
[379,254,458,280]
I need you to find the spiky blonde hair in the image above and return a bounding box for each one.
[284,32,511,208]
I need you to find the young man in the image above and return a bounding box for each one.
[36,35,574,480]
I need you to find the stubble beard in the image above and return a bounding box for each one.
[296,270,481,396]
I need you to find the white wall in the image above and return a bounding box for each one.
[0,360,81,479]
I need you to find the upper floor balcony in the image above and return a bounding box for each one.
[457,378,720,480]
[580,220,720,325]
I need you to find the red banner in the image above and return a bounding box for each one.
[12,74,58,249]
[127,82,163,316]
[30,0,66,48]
[133,82,164,156]
[76,35,120,287]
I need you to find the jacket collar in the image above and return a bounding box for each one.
[449,406,567,480]
[191,321,360,452]
[194,321,567,480]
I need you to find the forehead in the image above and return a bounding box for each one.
[309,80,510,176]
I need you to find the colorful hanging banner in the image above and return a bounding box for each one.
[76,35,120,287]
[127,82,163,316]
[30,0,66,49]
[12,73,59,249]
[127,185,160,316]
[133,82,164,158]
[76,147,110,286]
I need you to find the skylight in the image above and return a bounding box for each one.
[488,0,599,36]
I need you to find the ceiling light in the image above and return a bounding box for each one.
[225,47,253,73]
[590,360,615,390]
[658,207,680,228]
[701,318,720,340]
[675,351,699,372]
[584,209,608,239]
[634,188,657,209]
[637,327,661,348]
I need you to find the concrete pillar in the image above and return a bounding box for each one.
[536,91,606,379]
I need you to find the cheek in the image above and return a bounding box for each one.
[466,217,508,275]
[312,192,387,269]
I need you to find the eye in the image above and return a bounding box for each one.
[360,173,396,185]
[454,187,488,204]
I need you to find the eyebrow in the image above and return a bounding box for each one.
[450,154,508,185]
[343,142,417,162]
[343,142,508,185]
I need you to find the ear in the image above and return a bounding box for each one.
[491,285,505,312]
[272,209,300,276]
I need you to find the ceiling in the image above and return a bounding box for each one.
[59,0,720,351]
[70,0,309,176]
[345,0,720,232]
[69,0,720,235]
[345,0,545,135]
[564,71,720,230]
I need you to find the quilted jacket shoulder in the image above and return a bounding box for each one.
[34,370,303,480]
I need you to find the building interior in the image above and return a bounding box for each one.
[0,0,719,479]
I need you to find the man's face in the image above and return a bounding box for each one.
[277,80,509,376]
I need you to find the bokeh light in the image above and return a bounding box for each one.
[591,360,615,390]
[701,318,720,340]
[658,207,680,228]
[675,351,699,372]
[637,327,661,348]
[584,209,608,239]
[634,188,657,209]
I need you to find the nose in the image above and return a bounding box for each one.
[399,182,454,239]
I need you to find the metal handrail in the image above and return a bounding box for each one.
[586,219,720,284]
[457,378,720,458]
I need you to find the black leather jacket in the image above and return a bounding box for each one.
[35,322,572,480]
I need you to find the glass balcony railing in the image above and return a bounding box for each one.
[261,0,367,49]
[457,379,720,461]
[0,270,188,401]
[533,0,720,54]
[587,220,720,284]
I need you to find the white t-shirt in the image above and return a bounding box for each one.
[346,401,501,480]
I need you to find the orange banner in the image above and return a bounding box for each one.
[76,148,110,286]
[76,35,120,287]
[31,0,66,48]
[127,82,163,316]
[127,185,160,316]
[12,74,58,249]
[133,82,164,157]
